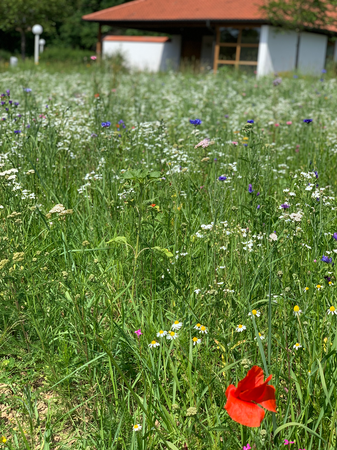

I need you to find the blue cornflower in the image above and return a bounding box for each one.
[14,130,21,134]
[6,89,10,96]
[26,124,30,128]
[257,205,261,209]
[190,119,202,126]
[314,171,318,178]
[281,203,290,209]
[333,232,337,240]
[256,192,260,196]
[1,102,5,106]
[24,88,32,93]
[303,119,313,123]
[248,184,254,193]
[218,175,227,181]
[247,120,254,124]
[322,69,327,74]
[14,102,19,107]
[321,255,333,264]
[101,121,111,128]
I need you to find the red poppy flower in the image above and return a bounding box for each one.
[150,203,156,207]
[224,365,276,427]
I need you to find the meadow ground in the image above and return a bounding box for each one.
[0,64,337,450]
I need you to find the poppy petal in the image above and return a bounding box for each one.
[236,366,265,393]
[225,385,265,427]
[258,386,277,412]
[239,375,273,403]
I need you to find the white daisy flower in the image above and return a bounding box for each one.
[236,324,246,332]
[199,325,207,334]
[194,289,201,294]
[327,306,337,315]
[293,343,302,350]
[194,323,201,330]
[192,337,201,346]
[133,424,142,432]
[172,321,182,330]
[167,331,178,340]
[254,332,265,340]
[148,340,160,348]
[293,305,302,316]
[156,330,167,338]
[248,309,261,318]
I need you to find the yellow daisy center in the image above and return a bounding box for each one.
[159,330,164,334]
[134,425,139,429]
[193,337,198,342]
[330,306,336,312]
[200,326,206,331]
[174,321,179,325]
[252,309,257,315]
[196,323,201,327]
[170,331,175,336]
[329,281,332,285]
[295,343,300,347]
[238,325,242,328]
[305,287,309,290]
[151,340,156,345]
[317,285,321,289]
[294,305,300,312]
[258,333,262,337]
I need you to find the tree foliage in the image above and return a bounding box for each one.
[262,0,337,32]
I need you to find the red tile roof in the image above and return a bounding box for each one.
[83,0,267,22]
[103,35,170,42]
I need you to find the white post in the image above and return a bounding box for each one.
[32,24,43,65]
[39,39,46,53]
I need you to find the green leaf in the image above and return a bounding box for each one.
[165,442,180,450]
[152,246,173,257]
[149,171,162,178]
[107,236,128,245]
[274,422,326,442]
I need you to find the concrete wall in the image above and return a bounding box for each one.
[298,32,327,74]
[257,25,327,76]
[257,25,297,76]
[103,36,181,71]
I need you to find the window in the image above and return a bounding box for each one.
[214,26,260,72]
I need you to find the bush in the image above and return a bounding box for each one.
[39,47,93,63]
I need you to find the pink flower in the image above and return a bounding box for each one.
[195,138,210,149]
[232,141,238,145]
[243,444,251,450]
[284,439,295,445]
[135,329,142,337]
[287,121,292,125]
[274,123,280,127]
[91,56,97,61]
[314,259,317,263]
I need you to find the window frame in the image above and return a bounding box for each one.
[213,25,260,72]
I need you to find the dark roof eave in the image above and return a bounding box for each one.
[82,17,267,24]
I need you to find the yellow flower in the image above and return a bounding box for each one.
[1,436,6,444]
[304,287,309,291]
[316,284,322,290]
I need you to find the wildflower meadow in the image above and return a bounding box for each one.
[1,65,337,449]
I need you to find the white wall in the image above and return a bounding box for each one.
[257,25,297,76]
[257,25,327,76]
[103,36,181,72]
[298,32,327,74]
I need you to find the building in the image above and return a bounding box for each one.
[82,0,337,75]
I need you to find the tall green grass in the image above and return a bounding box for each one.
[0,66,337,449]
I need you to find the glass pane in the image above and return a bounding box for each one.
[240,47,258,62]
[326,42,334,61]
[238,65,257,75]
[219,46,237,61]
[241,28,260,44]
[220,27,239,43]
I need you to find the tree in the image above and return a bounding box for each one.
[261,0,337,67]
[0,0,70,60]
